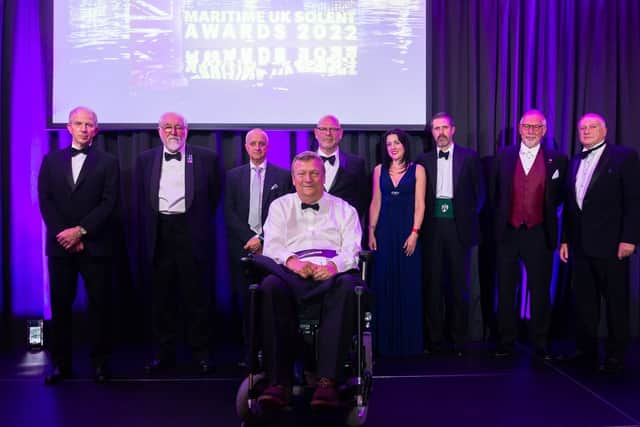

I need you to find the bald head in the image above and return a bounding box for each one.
[245,128,269,165]
[314,114,343,154]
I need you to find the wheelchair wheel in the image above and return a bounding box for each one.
[236,372,267,423]
[345,404,368,426]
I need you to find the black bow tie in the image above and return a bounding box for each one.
[301,202,320,211]
[438,150,449,160]
[71,147,89,157]
[579,142,605,159]
[321,155,336,166]
[164,152,182,162]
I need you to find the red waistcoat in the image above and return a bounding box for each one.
[509,151,546,228]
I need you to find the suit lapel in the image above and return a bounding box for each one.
[185,146,194,210]
[64,148,74,189]
[149,148,162,211]
[329,151,346,193]
[73,148,98,191]
[261,164,273,212]
[584,144,610,199]
[427,151,437,196]
[452,147,463,191]
[503,145,519,196]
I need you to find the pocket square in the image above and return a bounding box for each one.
[270,184,279,191]
[552,170,559,179]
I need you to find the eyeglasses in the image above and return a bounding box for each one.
[520,124,544,131]
[316,127,341,133]
[161,125,186,133]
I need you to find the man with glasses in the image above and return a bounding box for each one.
[490,109,567,359]
[38,106,119,384]
[314,115,368,220]
[136,112,221,375]
[559,113,640,374]
[224,128,292,363]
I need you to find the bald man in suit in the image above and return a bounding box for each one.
[560,113,640,374]
[224,128,293,355]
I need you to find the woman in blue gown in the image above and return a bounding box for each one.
[369,129,426,357]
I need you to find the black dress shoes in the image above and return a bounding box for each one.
[198,360,214,375]
[94,364,111,383]
[44,366,71,385]
[493,344,513,358]
[556,351,597,368]
[144,358,176,374]
[599,357,623,375]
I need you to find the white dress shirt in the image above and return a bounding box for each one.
[159,147,186,214]
[318,149,340,191]
[519,143,541,176]
[436,144,454,198]
[71,144,89,184]
[263,192,361,273]
[575,141,606,210]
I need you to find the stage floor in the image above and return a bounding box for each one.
[1,342,639,427]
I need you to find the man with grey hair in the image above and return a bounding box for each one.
[559,113,640,374]
[136,112,221,375]
[490,109,567,359]
[252,151,363,411]
[224,128,292,359]
[38,106,119,384]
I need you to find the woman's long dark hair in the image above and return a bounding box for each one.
[381,128,411,169]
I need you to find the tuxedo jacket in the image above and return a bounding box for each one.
[417,145,485,247]
[224,162,293,246]
[38,146,119,257]
[491,143,567,249]
[562,143,640,258]
[136,145,221,263]
[327,150,368,219]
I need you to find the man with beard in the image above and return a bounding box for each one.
[491,109,567,359]
[417,112,485,355]
[136,112,221,375]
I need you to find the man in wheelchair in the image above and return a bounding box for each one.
[252,151,364,411]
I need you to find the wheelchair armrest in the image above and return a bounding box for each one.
[357,250,374,284]
[240,254,267,286]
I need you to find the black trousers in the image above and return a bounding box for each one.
[424,218,471,348]
[255,257,361,386]
[571,250,630,359]
[152,214,211,360]
[48,254,112,369]
[496,224,552,350]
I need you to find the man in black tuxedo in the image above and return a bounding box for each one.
[314,115,368,220]
[224,128,292,353]
[137,112,221,375]
[559,113,640,374]
[38,106,119,384]
[417,112,485,355]
[491,109,567,358]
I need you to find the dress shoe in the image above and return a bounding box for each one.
[556,351,597,368]
[311,377,340,408]
[258,384,291,411]
[94,364,111,383]
[44,366,71,385]
[197,360,214,375]
[493,344,513,358]
[144,358,175,374]
[534,348,553,361]
[599,357,623,375]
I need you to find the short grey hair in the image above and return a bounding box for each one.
[291,150,325,173]
[520,109,547,127]
[68,106,98,125]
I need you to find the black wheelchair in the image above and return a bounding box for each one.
[235,252,374,426]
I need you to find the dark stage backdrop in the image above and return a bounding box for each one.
[1,1,639,350]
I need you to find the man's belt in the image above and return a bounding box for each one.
[433,198,455,219]
[294,249,338,259]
